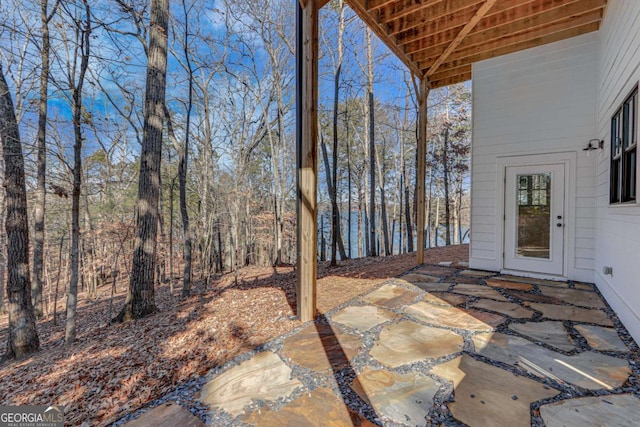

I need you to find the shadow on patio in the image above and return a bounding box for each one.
[124,258,640,426]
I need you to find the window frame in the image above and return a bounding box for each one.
[610,85,638,205]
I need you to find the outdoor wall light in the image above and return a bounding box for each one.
[584,139,604,151]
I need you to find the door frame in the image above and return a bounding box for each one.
[496,152,576,280]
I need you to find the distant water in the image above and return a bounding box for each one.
[317,211,469,259]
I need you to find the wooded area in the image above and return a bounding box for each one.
[0,0,470,359]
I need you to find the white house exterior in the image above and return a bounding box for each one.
[469,0,640,342]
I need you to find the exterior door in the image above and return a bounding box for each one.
[504,164,565,275]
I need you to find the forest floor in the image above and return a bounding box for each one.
[0,245,468,426]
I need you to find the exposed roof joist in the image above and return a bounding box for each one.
[344,0,607,87]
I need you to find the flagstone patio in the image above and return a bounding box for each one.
[126,263,640,426]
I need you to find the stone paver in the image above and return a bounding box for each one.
[538,285,606,308]
[242,387,375,427]
[124,403,204,427]
[444,275,484,284]
[452,284,508,301]
[415,265,457,276]
[460,269,495,277]
[423,292,471,306]
[505,290,563,304]
[540,394,640,427]
[412,282,452,292]
[361,284,420,309]
[473,333,630,390]
[400,273,441,284]
[573,282,594,291]
[370,321,463,367]
[351,367,439,426]
[437,355,559,427]
[496,275,569,288]
[486,278,534,291]
[509,321,575,351]
[528,303,613,326]
[470,299,534,319]
[199,352,302,416]
[283,323,361,373]
[185,267,638,427]
[406,301,506,332]
[575,324,629,352]
[331,305,396,332]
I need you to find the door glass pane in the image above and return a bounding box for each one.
[516,173,551,259]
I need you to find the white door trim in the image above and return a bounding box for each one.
[495,152,577,279]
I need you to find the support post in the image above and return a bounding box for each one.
[416,78,430,265]
[296,0,318,321]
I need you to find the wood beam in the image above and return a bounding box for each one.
[367,0,400,12]
[387,0,484,36]
[419,14,601,70]
[397,0,537,47]
[379,0,444,24]
[461,6,603,50]
[416,78,430,265]
[345,0,422,76]
[428,65,472,85]
[421,21,600,72]
[426,0,499,77]
[410,0,604,60]
[296,0,319,322]
[431,71,472,88]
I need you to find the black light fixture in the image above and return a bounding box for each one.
[584,139,604,151]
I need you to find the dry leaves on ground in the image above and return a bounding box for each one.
[0,245,468,425]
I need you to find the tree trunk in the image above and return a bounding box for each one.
[401,93,413,253]
[434,196,440,247]
[374,143,390,255]
[320,132,347,264]
[329,0,347,265]
[346,117,352,259]
[366,28,376,257]
[0,62,39,359]
[164,106,191,297]
[66,0,91,345]
[179,0,193,296]
[0,186,5,315]
[443,125,451,246]
[32,0,55,319]
[114,0,169,322]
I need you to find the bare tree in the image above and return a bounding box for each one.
[0,62,40,359]
[32,0,60,319]
[114,0,169,322]
[60,0,91,345]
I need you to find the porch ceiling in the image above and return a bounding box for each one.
[344,0,608,87]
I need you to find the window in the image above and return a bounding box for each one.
[518,174,550,207]
[611,86,638,204]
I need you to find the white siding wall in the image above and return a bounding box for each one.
[594,0,640,342]
[470,33,599,282]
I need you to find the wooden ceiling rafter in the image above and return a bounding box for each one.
[424,21,600,74]
[342,0,607,87]
[403,0,587,55]
[379,0,449,24]
[347,0,423,76]
[396,0,538,47]
[427,0,499,77]
[417,12,602,69]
